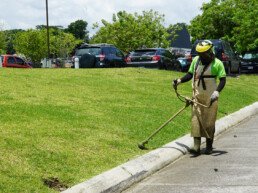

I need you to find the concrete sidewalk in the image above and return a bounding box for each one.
[63,102,258,193]
[124,112,258,193]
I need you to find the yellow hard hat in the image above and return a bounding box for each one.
[196,40,213,53]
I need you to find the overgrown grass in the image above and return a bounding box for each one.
[0,68,257,192]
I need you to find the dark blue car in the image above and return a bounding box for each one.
[241,51,258,73]
[73,43,126,68]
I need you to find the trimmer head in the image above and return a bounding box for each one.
[138,141,148,150]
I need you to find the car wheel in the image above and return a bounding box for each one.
[163,63,168,70]
[175,63,182,72]
[158,62,164,69]
[79,53,96,68]
[227,65,231,76]
[104,60,111,68]
[237,63,241,75]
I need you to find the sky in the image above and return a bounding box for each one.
[0,0,210,36]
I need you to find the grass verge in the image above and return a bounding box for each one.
[0,68,257,192]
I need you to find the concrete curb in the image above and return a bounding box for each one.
[63,102,258,193]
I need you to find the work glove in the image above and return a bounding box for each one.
[172,79,181,90]
[210,91,219,104]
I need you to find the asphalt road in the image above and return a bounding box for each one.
[123,114,258,193]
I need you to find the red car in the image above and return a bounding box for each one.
[1,55,32,68]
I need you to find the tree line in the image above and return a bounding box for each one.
[189,0,257,53]
[0,0,257,66]
[0,20,88,67]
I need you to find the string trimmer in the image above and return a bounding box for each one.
[138,82,211,150]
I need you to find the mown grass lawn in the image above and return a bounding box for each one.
[0,68,257,192]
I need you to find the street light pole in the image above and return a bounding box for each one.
[45,0,50,59]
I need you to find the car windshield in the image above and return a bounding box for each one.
[131,50,156,56]
[212,41,223,50]
[76,47,101,56]
[243,53,258,60]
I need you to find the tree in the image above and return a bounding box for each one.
[65,20,89,42]
[13,29,80,67]
[4,29,24,54]
[188,0,258,52]
[231,0,258,52]
[0,32,6,54]
[13,29,47,67]
[90,10,171,53]
[188,0,236,43]
[50,30,81,58]
[36,25,64,30]
[0,24,6,54]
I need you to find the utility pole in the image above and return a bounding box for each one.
[45,0,50,59]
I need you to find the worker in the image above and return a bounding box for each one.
[173,40,226,156]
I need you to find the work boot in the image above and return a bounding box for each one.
[205,138,213,155]
[189,137,201,156]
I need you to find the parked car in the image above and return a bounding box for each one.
[0,55,32,68]
[190,39,241,74]
[240,51,258,73]
[72,43,126,68]
[175,57,191,72]
[125,48,176,69]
